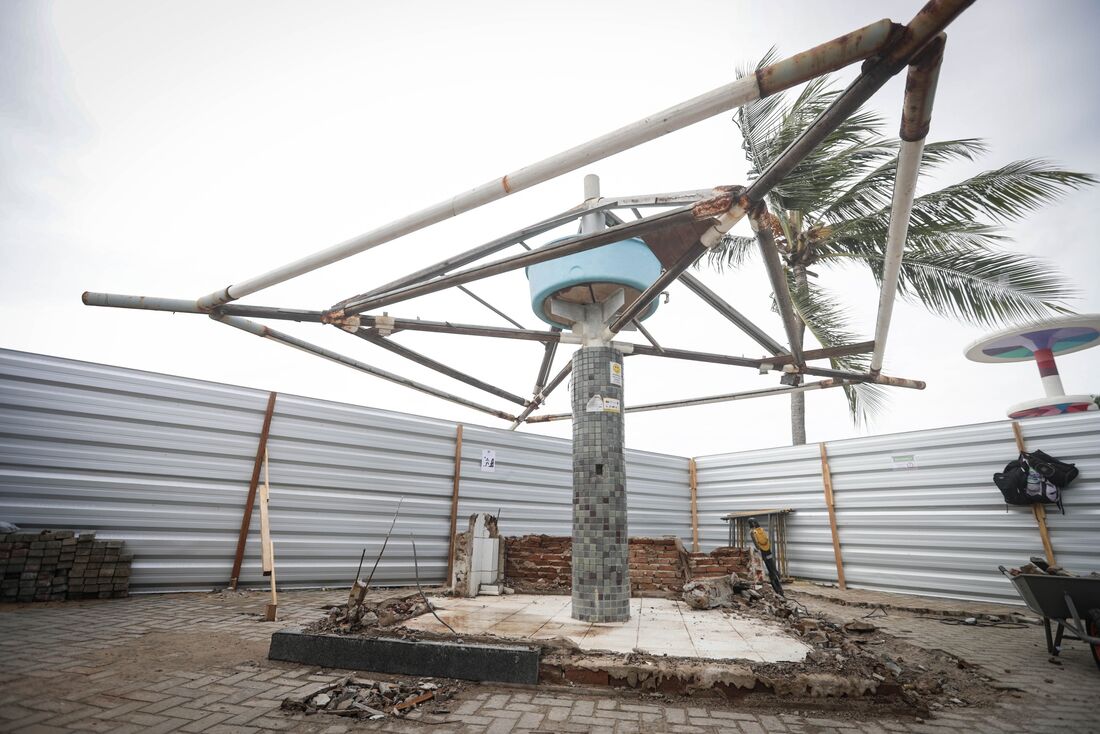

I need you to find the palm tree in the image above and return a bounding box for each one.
[706,51,1096,445]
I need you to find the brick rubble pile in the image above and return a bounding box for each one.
[503,535,749,595]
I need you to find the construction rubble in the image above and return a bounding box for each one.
[1007,555,1100,578]
[281,675,456,720]
[315,593,430,633]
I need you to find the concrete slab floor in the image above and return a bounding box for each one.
[402,594,811,662]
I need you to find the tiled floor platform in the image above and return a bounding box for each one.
[403,594,811,662]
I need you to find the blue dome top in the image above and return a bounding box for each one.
[526,237,662,328]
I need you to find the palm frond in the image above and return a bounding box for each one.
[908,160,1097,225]
[831,246,1077,325]
[701,234,757,272]
[820,139,989,222]
[818,216,1007,262]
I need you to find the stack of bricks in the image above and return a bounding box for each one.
[628,538,689,594]
[503,534,571,592]
[687,547,750,578]
[505,535,748,595]
[0,530,132,602]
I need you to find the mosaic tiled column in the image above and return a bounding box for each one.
[570,345,629,622]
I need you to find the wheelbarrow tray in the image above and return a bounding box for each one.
[1009,574,1100,620]
[1005,572,1100,668]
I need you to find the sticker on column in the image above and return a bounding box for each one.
[609,362,623,386]
[480,449,496,472]
[890,453,918,470]
[585,394,605,412]
[602,397,621,413]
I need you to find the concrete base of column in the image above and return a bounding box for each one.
[570,345,630,622]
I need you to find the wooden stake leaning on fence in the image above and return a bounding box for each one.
[260,449,273,575]
[230,391,278,590]
[445,425,464,586]
[1012,421,1057,566]
[260,449,278,620]
[689,458,700,553]
[819,443,847,591]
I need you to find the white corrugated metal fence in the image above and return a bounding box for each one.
[1,347,1095,603]
[0,348,690,591]
[695,412,1100,604]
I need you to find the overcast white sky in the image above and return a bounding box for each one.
[2,0,1098,457]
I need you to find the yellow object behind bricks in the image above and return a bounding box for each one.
[751,526,771,553]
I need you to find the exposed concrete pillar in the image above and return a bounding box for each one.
[570,345,630,622]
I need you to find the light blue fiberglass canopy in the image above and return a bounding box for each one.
[525,237,662,328]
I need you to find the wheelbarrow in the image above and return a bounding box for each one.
[999,566,1100,671]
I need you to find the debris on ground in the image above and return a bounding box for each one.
[300,573,1004,715]
[311,593,430,633]
[281,675,457,719]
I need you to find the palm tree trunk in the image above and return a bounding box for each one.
[789,265,809,446]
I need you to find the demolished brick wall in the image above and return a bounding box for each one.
[504,535,749,595]
[0,530,133,602]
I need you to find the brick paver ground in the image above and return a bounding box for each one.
[0,586,1096,734]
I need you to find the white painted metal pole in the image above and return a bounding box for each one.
[182,17,902,310]
[196,77,761,309]
[870,35,944,374]
[581,174,602,235]
[192,18,901,310]
[870,138,924,373]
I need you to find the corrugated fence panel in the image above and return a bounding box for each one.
[695,412,1100,604]
[4,345,1093,605]
[0,348,692,592]
[825,412,1100,603]
[0,348,461,591]
[694,444,835,579]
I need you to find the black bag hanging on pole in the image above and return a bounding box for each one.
[993,454,1030,506]
[992,454,1066,513]
[1023,449,1079,488]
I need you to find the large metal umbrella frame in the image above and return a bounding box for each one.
[83,0,977,427]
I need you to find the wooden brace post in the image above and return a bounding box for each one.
[261,449,278,621]
[445,425,464,585]
[1012,421,1057,566]
[819,443,847,590]
[230,391,277,589]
